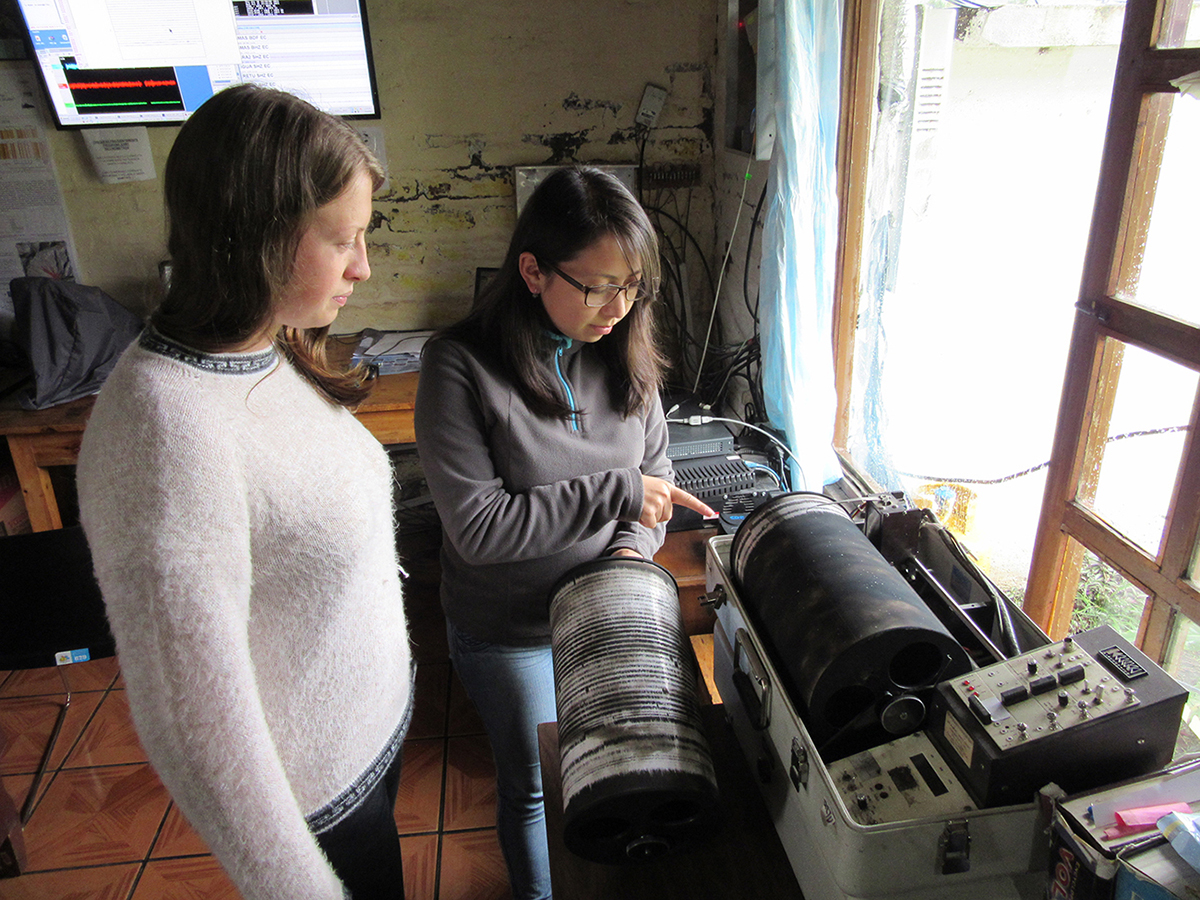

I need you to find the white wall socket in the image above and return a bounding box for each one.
[636,84,668,128]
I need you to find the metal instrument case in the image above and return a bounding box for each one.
[706,533,1051,900]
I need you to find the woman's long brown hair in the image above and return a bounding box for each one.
[154,84,385,407]
[434,165,666,419]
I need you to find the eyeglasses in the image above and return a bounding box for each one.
[540,260,656,308]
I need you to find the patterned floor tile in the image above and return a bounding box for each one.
[0,633,518,900]
[400,831,438,900]
[22,763,170,871]
[63,690,147,769]
[438,828,512,900]
[131,855,239,899]
[1,771,35,825]
[0,693,104,776]
[394,738,444,836]
[150,802,211,859]
[0,862,139,899]
[0,658,121,699]
[443,735,496,832]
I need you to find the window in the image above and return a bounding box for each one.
[834,0,1200,749]
[1021,0,1200,661]
[834,0,1125,601]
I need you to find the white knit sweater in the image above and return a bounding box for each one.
[77,331,413,900]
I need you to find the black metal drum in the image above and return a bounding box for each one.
[730,492,972,759]
[549,557,720,864]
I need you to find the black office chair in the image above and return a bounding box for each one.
[0,526,115,825]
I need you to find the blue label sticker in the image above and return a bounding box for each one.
[55,648,91,665]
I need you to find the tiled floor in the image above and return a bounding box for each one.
[0,526,513,900]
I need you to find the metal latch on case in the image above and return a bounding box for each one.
[733,627,771,730]
[699,584,727,610]
[938,820,971,874]
[789,736,808,791]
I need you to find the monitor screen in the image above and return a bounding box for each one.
[15,0,380,128]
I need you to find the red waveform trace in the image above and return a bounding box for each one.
[69,79,179,90]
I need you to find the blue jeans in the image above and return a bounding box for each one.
[447,620,556,900]
[314,746,405,899]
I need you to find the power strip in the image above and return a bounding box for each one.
[674,454,756,501]
[643,163,703,189]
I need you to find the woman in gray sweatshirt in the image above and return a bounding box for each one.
[414,166,713,899]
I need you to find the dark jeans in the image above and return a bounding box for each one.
[315,747,405,900]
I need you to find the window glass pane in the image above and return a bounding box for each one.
[1084,341,1197,555]
[1155,0,1200,48]
[1163,614,1200,757]
[1124,93,1200,324]
[846,0,1121,599]
[1068,547,1148,641]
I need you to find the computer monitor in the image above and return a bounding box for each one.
[14,0,380,129]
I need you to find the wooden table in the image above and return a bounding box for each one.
[0,370,419,532]
[656,525,718,637]
[0,338,719,636]
[537,705,804,900]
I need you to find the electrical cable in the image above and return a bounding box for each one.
[706,337,758,404]
[742,181,768,322]
[897,424,1190,485]
[692,153,756,396]
[635,126,650,204]
[743,460,784,489]
[666,411,804,490]
[646,206,717,304]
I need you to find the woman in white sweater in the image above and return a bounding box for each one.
[77,84,413,900]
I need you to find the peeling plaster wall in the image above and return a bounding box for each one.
[11,0,718,333]
[712,0,770,417]
[713,155,769,348]
[344,0,718,331]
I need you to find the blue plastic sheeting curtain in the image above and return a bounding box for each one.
[756,0,843,490]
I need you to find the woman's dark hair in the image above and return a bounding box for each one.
[436,165,665,419]
[153,83,385,406]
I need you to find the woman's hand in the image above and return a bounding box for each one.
[610,548,643,559]
[639,475,718,529]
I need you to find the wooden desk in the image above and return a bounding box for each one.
[0,370,419,532]
[346,369,419,445]
[537,706,804,899]
[654,526,718,637]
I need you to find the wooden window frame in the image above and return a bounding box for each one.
[1022,0,1200,657]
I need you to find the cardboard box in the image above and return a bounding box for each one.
[1049,761,1200,900]
[1049,810,1159,900]
[1114,841,1200,900]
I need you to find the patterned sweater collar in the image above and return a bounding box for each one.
[140,327,278,375]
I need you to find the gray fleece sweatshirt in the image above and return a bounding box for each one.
[414,332,672,645]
